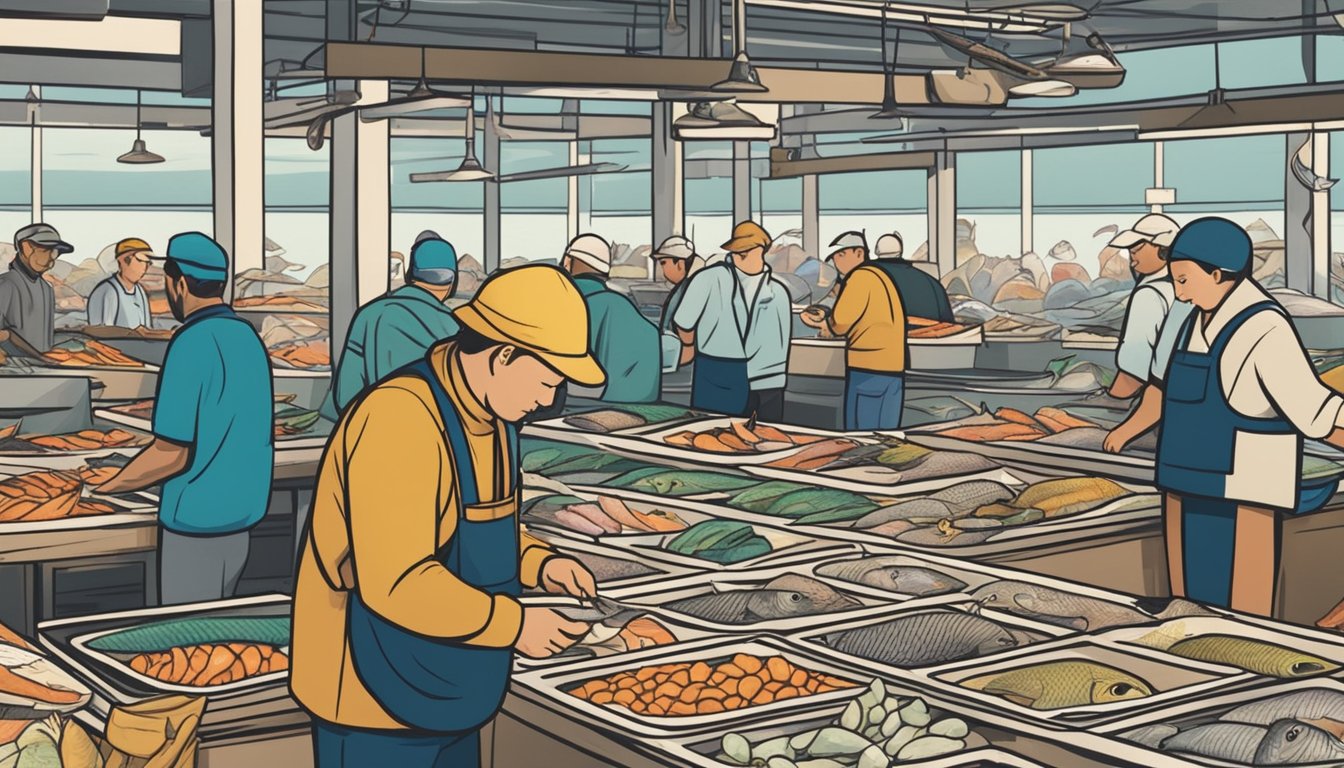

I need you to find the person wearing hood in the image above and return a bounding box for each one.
[870,232,954,323]
[1105,214,1193,399]
[322,235,462,420]
[561,233,660,403]
[1,223,72,352]
[801,231,909,430]
[1105,217,1344,616]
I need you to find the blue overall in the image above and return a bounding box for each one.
[691,353,751,417]
[320,357,521,768]
[1156,301,1336,608]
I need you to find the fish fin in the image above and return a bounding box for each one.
[1134,622,1186,652]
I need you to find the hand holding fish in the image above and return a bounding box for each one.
[541,556,598,601]
[516,607,591,659]
[1102,426,1132,454]
[800,308,827,329]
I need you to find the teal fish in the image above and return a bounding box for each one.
[624,470,756,496]
[760,488,878,519]
[727,481,811,513]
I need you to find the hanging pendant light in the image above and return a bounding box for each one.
[118,90,165,164]
[870,6,904,121]
[409,91,495,183]
[711,0,768,93]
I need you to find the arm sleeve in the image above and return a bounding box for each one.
[519,530,556,589]
[1250,320,1344,438]
[672,271,712,333]
[828,270,875,337]
[152,336,206,445]
[87,282,116,326]
[345,387,523,647]
[1115,288,1166,381]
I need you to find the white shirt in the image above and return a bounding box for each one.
[87,276,152,329]
[1180,279,1344,508]
[1117,268,1192,383]
[672,263,792,391]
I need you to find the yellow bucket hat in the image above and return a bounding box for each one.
[454,264,606,387]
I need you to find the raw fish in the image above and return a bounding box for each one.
[728,481,810,512]
[1221,690,1344,726]
[1117,724,1178,749]
[1033,428,1108,450]
[613,469,757,496]
[819,609,1023,667]
[814,558,968,597]
[962,660,1153,710]
[761,489,877,519]
[970,580,1152,631]
[665,521,773,564]
[1161,722,1268,763]
[562,410,646,433]
[935,423,1047,442]
[664,575,860,625]
[895,527,992,547]
[766,438,862,470]
[1255,718,1344,764]
[568,553,658,583]
[1165,635,1338,678]
[992,477,1127,518]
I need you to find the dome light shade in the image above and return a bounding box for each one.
[117,138,165,164]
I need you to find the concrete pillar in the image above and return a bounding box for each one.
[801,174,819,260]
[211,0,265,290]
[28,85,40,223]
[928,151,956,277]
[687,0,723,58]
[1152,141,1165,213]
[651,102,685,249]
[482,98,501,273]
[567,141,580,243]
[1285,132,1331,299]
[329,80,390,356]
[732,140,751,223]
[1020,148,1032,257]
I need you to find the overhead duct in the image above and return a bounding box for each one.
[0,0,106,19]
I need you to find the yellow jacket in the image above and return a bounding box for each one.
[829,264,907,373]
[290,343,555,729]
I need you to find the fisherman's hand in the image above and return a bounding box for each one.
[800,309,826,328]
[1102,426,1131,454]
[678,344,695,367]
[515,607,590,659]
[541,556,597,600]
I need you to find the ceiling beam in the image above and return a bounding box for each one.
[769,148,937,178]
[0,50,180,90]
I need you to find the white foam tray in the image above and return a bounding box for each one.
[587,417,880,467]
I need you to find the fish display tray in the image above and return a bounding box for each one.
[29,365,160,402]
[918,637,1256,728]
[0,467,157,533]
[520,487,857,572]
[524,532,701,589]
[0,423,152,471]
[511,635,871,738]
[271,366,331,380]
[97,404,334,449]
[1096,679,1344,768]
[802,549,1013,603]
[91,406,151,434]
[604,564,903,635]
[37,595,293,705]
[742,453,1024,497]
[903,430,1158,484]
[511,596,715,670]
[587,417,876,468]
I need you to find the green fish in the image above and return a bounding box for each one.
[276,409,321,434]
[697,538,772,564]
[875,443,934,468]
[623,470,756,496]
[795,504,885,525]
[667,521,756,554]
[760,489,878,519]
[727,481,811,513]
[606,466,678,489]
[963,660,1153,710]
[1166,635,1339,678]
[542,451,635,476]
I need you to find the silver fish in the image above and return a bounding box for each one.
[1222,690,1344,727]
[897,451,999,481]
[820,609,1023,667]
[666,575,860,625]
[930,480,1016,511]
[896,527,993,547]
[1162,722,1268,764]
[575,553,659,583]
[1034,428,1108,450]
[1256,718,1344,765]
[814,558,968,597]
[1118,724,1178,749]
[970,580,1151,631]
[853,499,957,529]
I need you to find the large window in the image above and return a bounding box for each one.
[684,141,733,256]
[818,169,927,260]
[957,150,1021,262]
[499,140,569,266]
[1332,132,1344,304]
[0,126,31,257]
[390,136,484,293]
[590,137,652,278]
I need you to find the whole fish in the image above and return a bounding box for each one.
[1161,722,1269,763]
[962,660,1153,710]
[665,575,860,625]
[970,581,1152,631]
[763,489,877,519]
[619,469,756,496]
[814,558,969,597]
[728,481,810,513]
[1118,724,1178,749]
[1222,690,1344,726]
[1166,635,1338,678]
[931,480,1016,512]
[1256,718,1344,765]
[891,451,999,480]
[574,553,659,583]
[820,609,1022,667]
[895,526,992,547]
[1002,477,1128,518]
[1034,428,1108,450]
[852,498,958,529]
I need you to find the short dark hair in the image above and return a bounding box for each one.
[1156,245,1171,261]
[163,259,226,299]
[454,326,538,365]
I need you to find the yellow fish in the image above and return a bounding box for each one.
[963,660,1153,710]
[1167,635,1338,678]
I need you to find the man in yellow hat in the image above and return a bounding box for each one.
[88,238,155,329]
[291,264,602,767]
[672,220,792,420]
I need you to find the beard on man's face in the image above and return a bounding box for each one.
[167,283,186,322]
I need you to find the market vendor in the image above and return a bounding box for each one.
[87,238,154,330]
[800,231,908,431]
[871,231,954,324]
[291,264,599,768]
[655,235,701,373]
[95,232,274,605]
[0,223,72,352]
[1105,214,1192,399]
[673,221,792,421]
[321,235,461,420]
[561,233,660,403]
[1104,217,1344,616]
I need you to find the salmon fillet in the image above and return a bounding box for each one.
[935,422,1048,442]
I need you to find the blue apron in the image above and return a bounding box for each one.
[1156,300,1337,606]
[340,357,520,759]
[691,353,751,417]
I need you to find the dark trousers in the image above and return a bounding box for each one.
[748,388,785,422]
[313,720,479,768]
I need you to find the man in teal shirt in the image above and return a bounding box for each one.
[561,233,660,403]
[96,232,274,605]
[321,236,462,420]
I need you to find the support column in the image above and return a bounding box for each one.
[1285,132,1331,298]
[566,141,580,243]
[687,0,723,58]
[1311,133,1331,300]
[329,79,390,356]
[1152,141,1165,213]
[482,97,501,273]
[28,85,40,223]
[651,102,685,250]
[1020,148,1032,257]
[801,174,819,260]
[927,151,957,277]
[211,0,264,291]
[732,140,751,223]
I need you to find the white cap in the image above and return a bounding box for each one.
[826,230,867,260]
[874,232,904,259]
[564,233,612,274]
[1110,214,1180,249]
[653,235,695,262]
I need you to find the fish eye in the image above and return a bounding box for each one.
[985,595,998,602]
[789,593,803,603]
[1286,726,1301,742]
[1111,684,1133,696]
[1292,662,1325,675]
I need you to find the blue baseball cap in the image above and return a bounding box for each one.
[163,231,229,281]
[1168,217,1253,274]
[409,237,458,286]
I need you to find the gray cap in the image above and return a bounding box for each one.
[414,229,442,247]
[14,223,73,254]
[653,235,696,262]
[826,230,867,260]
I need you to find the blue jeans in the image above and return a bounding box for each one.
[844,370,905,431]
[313,720,479,768]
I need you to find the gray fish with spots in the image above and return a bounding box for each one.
[820,608,1024,667]
[1161,722,1268,764]
[1255,718,1344,765]
[665,574,860,625]
[896,527,993,547]
[970,580,1151,631]
[814,558,968,597]
[1222,690,1344,726]
[1118,724,1178,749]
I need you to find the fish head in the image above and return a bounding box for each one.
[1282,656,1339,678]
[751,575,861,617]
[976,628,1021,656]
[1090,674,1153,704]
[969,582,1015,609]
[1255,719,1344,765]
